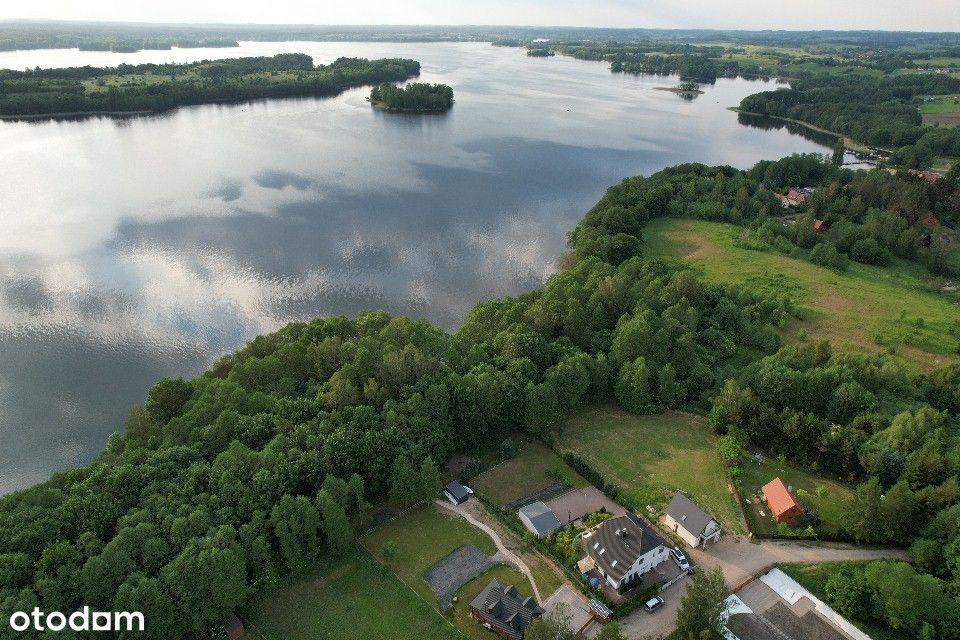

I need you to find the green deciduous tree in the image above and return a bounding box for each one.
[676,567,729,640]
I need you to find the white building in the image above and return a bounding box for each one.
[664,492,721,549]
[582,514,669,590]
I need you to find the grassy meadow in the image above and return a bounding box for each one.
[471,440,589,507]
[643,217,959,370]
[362,506,498,604]
[739,457,853,538]
[558,404,745,535]
[243,551,461,640]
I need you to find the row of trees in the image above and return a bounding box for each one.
[0,55,422,116]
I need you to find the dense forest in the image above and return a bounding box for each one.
[0,155,958,638]
[739,73,960,167]
[369,82,454,113]
[0,55,422,117]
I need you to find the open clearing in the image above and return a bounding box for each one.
[361,505,540,640]
[363,506,498,605]
[244,551,460,640]
[644,217,959,370]
[558,404,745,535]
[739,458,853,538]
[471,440,589,507]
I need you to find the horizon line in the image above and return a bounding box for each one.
[1,18,958,35]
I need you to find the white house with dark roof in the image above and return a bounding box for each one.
[664,492,721,548]
[518,501,562,539]
[582,514,668,590]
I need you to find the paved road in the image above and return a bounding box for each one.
[618,536,909,639]
[434,499,543,602]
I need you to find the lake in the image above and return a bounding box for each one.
[0,41,829,495]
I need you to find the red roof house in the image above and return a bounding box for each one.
[761,477,804,526]
[775,190,807,208]
[814,219,827,233]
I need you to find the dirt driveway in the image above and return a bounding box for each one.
[691,537,910,591]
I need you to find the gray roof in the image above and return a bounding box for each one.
[445,482,470,502]
[518,501,562,537]
[470,580,544,640]
[665,492,715,537]
[584,514,666,583]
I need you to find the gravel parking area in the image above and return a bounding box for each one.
[423,544,495,609]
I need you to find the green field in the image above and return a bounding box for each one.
[361,505,545,639]
[244,551,461,640]
[363,506,498,604]
[739,458,853,538]
[779,563,909,640]
[644,217,959,370]
[558,404,745,535]
[471,440,589,507]
[919,94,960,113]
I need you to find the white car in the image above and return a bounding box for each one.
[671,547,691,573]
[644,596,664,613]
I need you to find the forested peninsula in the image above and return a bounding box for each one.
[369,82,454,113]
[1,154,959,638]
[0,54,422,118]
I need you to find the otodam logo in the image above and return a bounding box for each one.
[7,608,145,633]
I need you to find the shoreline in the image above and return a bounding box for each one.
[368,99,452,114]
[729,107,891,156]
[655,86,704,95]
[0,109,156,120]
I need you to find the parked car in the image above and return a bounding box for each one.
[644,596,664,613]
[671,547,691,573]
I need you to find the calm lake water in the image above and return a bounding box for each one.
[0,41,829,494]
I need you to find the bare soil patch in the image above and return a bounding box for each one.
[922,112,960,126]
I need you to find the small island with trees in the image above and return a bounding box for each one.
[0,54,422,118]
[369,82,454,113]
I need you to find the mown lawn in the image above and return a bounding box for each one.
[471,440,589,507]
[363,506,498,605]
[558,404,745,535]
[739,458,853,538]
[452,564,534,640]
[244,550,461,640]
[643,217,959,370]
[779,563,910,640]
